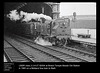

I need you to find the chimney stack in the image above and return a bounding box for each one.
[72,12,76,22]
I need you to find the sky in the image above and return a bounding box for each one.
[59,2,96,17]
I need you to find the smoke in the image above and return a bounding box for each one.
[35,37,52,46]
[7,10,21,21]
[6,9,52,23]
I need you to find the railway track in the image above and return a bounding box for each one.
[48,46,96,62]
[5,34,91,62]
[67,40,96,54]
[4,40,34,62]
[64,46,96,57]
[9,34,96,62]
[4,36,65,62]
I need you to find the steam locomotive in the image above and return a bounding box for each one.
[5,17,71,46]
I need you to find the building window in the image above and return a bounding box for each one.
[53,5,57,12]
[42,7,44,14]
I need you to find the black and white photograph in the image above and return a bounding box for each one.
[4,2,96,71]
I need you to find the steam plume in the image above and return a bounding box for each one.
[7,9,52,23]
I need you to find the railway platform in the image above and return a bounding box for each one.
[71,36,96,46]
